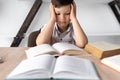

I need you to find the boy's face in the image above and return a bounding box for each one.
[55,5,71,29]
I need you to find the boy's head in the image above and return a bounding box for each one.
[51,0,73,30]
[51,0,73,8]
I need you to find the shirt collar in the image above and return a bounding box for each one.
[55,23,72,34]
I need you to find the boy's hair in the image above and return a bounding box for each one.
[51,0,73,8]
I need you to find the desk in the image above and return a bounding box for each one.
[0,47,120,80]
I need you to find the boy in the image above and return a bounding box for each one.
[36,0,88,48]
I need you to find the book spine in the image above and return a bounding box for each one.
[84,44,103,59]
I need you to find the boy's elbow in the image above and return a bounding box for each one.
[76,40,88,48]
[36,37,43,45]
[36,38,40,46]
[36,38,50,45]
[76,43,85,48]
[36,40,44,45]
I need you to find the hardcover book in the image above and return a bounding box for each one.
[84,41,120,59]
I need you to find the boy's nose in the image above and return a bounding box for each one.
[60,15,65,20]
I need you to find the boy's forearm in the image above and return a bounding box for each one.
[36,20,55,45]
[71,18,88,48]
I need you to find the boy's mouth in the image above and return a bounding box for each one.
[59,21,66,24]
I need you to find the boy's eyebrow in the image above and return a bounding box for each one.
[55,11,60,13]
[56,10,70,12]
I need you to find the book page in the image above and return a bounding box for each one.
[7,54,56,79]
[52,55,99,79]
[25,44,58,58]
[101,55,120,72]
[91,41,120,51]
[52,42,82,54]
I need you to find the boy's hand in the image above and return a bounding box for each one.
[70,1,76,20]
[49,3,56,22]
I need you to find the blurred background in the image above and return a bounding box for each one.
[0,0,120,47]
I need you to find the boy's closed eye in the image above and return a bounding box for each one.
[55,13,60,15]
[55,13,70,15]
[65,13,70,15]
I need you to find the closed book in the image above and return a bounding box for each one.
[84,41,120,59]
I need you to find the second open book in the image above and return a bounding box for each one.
[101,54,120,73]
[6,54,100,80]
[25,42,82,58]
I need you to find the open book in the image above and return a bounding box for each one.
[84,41,120,59]
[6,54,100,80]
[26,42,82,58]
[101,54,120,73]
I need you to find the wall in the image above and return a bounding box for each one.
[0,0,120,47]
[0,0,35,46]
